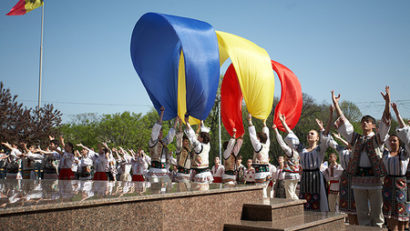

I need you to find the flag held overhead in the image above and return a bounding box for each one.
[6,0,43,16]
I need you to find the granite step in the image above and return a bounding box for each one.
[241,198,307,222]
[345,224,388,231]
[225,211,347,231]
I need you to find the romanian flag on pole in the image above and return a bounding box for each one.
[6,0,43,16]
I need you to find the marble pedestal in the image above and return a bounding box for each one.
[0,180,263,231]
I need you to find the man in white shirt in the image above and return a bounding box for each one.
[332,87,391,227]
[323,153,344,212]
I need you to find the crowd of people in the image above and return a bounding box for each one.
[1,87,409,230]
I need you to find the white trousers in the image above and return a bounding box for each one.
[328,193,339,212]
[353,188,384,228]
[284,179,299,200]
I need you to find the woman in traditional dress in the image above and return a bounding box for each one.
[381,103,410,231]
[294,107,333,211]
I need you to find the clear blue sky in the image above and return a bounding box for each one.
[1,0,409,123]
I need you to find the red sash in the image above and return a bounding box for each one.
[328,180,339,194]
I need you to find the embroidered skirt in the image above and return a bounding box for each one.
[339,171,356,214]
[382,176,410,221]
[299,169,328,212]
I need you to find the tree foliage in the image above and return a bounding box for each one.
[0,82,62,147]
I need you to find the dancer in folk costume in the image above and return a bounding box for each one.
[55,136,75,180]
[381,103,410,231]
[273,156,287,199]
[103,143,117,181]
[175,118,192,182]
[293,106,333,211]
[244,159,256,184]
[92,143,110,181]
[329,132,358,224]
[114,147,133,182]
[222,128,243,184]
[131,149,151,182]
[332,87,391,227]
[247,114,270,183]
[273,113,301,200]
[21,145,34,180]
[323,152,344,212]
[22,143,44,180]
[147,107,177,183]
[1,142,23,179]
[185,115,213,183]
[211,156,224,183]
[76,144,94,180]
[236,156,246,183]
[38,140,61,179]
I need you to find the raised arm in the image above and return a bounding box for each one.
[278,113,292,134]
[272,124,293,157]
[247,113,262,151]
[1,142,13,151]
[378,86,391,141]
[331,90,344,118]
[59,136,65,149]
[184,113,202,153]
[324,106,334,136]
[392,102,406,128]
[195,121,202,136]
[102,142,111,154]
[233,135,244,157]
[223,129,237,159]
[113,147,122,161]
[76,143,92,152]
[163,118,177,145]
[332,133,349,147]
[392,103,410,152]
[381,86,391,123]
[331,91,354,141]
[158,106,165,124]
[150,107,165,144]
[21,142,29,154]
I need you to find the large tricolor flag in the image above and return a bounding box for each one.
[6,0,43,16]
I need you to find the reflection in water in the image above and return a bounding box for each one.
[0,179,249,210]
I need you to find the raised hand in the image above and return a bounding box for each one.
[279,113,286,122]
[315,118,324,131]
[381,86,390,102]
[184,113,189,124]
[391,102,398,114]
[331,90,340,105]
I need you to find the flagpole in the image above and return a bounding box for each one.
[37,2,44,109]
[218,95,222,161]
